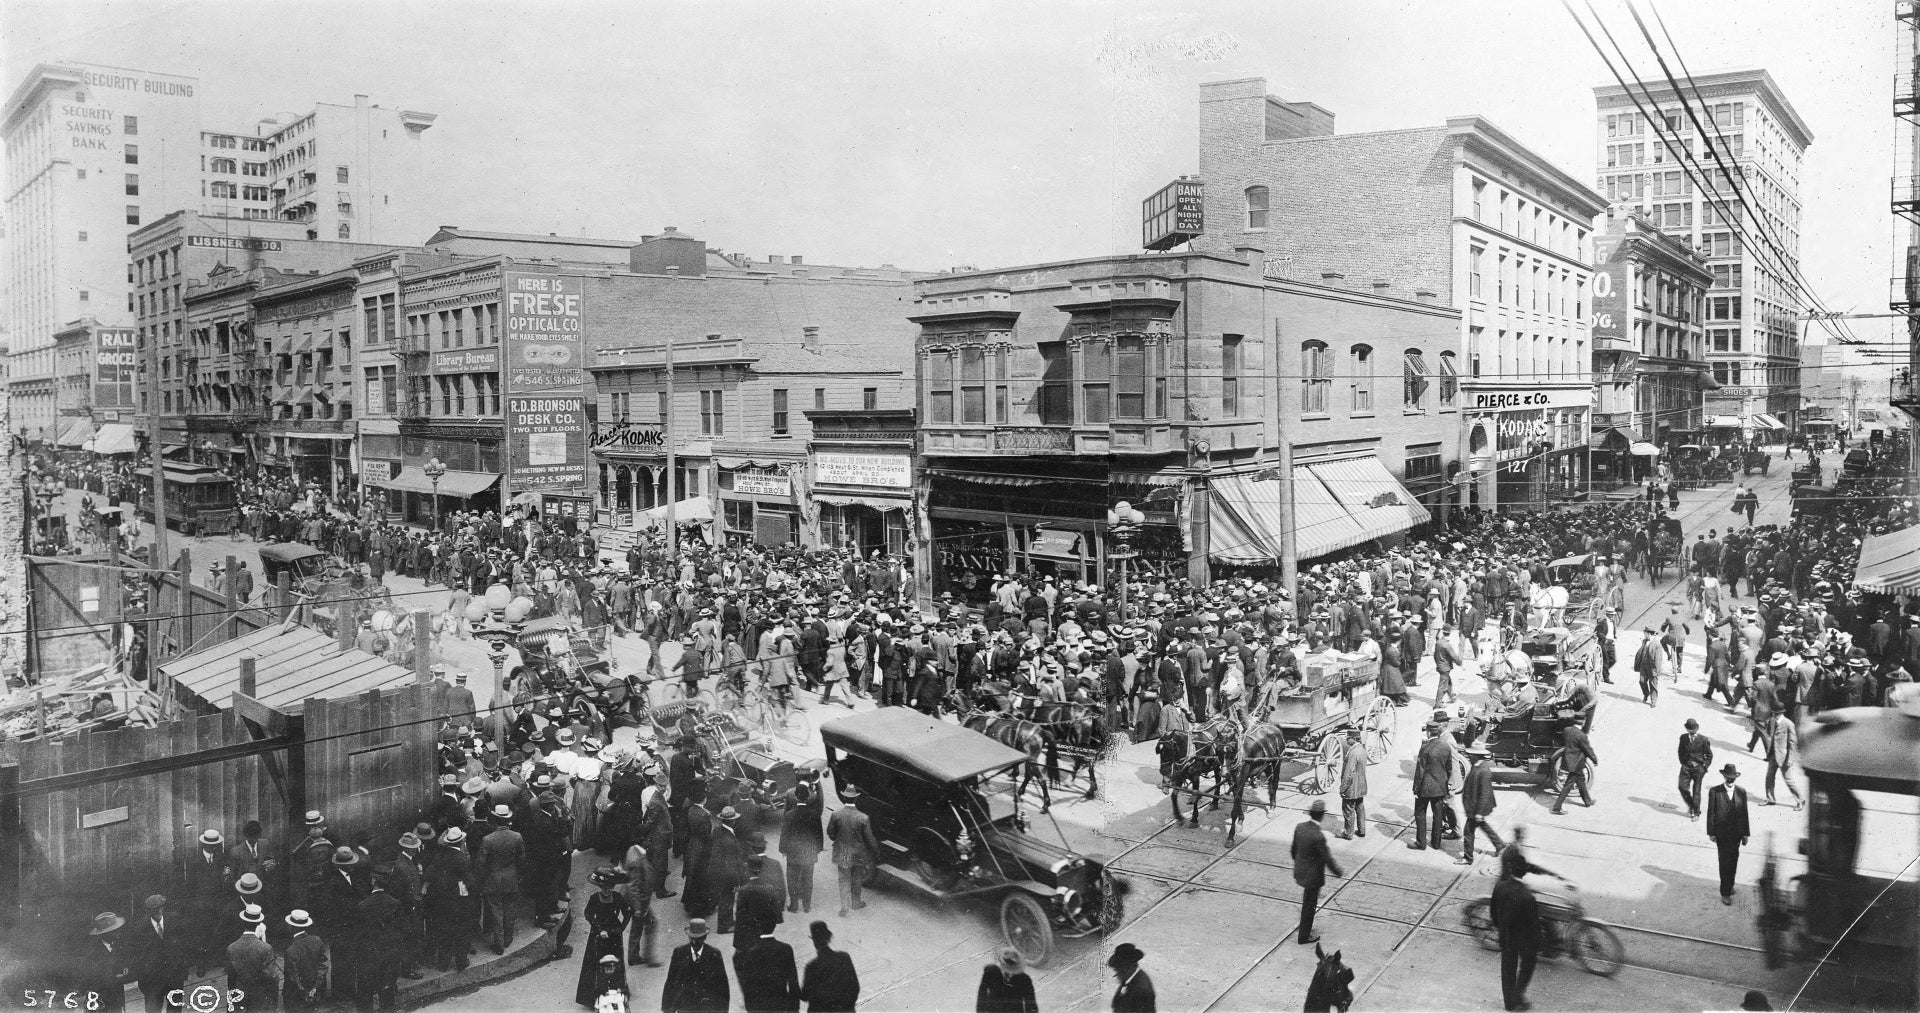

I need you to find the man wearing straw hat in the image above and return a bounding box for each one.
[226,905,281,1011]
[281,910,328,1010]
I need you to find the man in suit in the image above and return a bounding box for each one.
[800,921,860,1013]
[1459,744,1504,866]
[826,789,880,918]
[182,828,232,975]
[780,784,825,913]
[225,912,282,1013]
[281,910,329,1011]
[707,808,749,935]
[1748,664,1783,752]
[1410,723,1453,850]
[355,870,408,1012]
[1289,800,1344,945]
[1337,726,1368,840]
[1594,607,1619,683]
[130,895,189,1013]
[1763,710,1804,809]
[1677,718,1714,820]
[1633,629,1663,706]
[1491,850,1541,1012]
[391,833,428,978]
[733,856,785,948]
[734,929,802,1013]
[1549,723,1599,815]
[1706,764,1751,905]
[1432,631,1461,708]
[477,804,525,954]
[661,918,731,1013]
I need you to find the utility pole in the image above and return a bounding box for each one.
[145,324,169,566]
[664,316,678,557]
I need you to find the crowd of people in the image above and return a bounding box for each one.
[39,432,1920,1013]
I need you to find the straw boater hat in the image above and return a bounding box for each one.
[285,910,314,930]
[198,829,224,847]
[234,874,263,895]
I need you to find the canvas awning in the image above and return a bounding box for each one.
[1752,413,1787,431]
[160,623,415,713]
[1706,415,1743,428]
[631,495,713,529]
[814,492,908,512]
[1853,526,1920,595]
[1210,458,1429,564]
[85,423,138,456]
[1589,426,1635,449]
[369,466,499,498]
[1629,442,1662,457]
[54,419,95,448]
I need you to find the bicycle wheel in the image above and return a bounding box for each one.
[715,685,745,714]
[1571,920,1625,977]
[776,705,812,747]
[1460,898,1499,951]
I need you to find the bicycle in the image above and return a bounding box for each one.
[1461,878,1625,977]
[741,682,811,747]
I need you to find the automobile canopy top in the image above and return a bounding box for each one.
[258,542,328,566]
[822,706,1029,784]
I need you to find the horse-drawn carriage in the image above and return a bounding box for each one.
[1278,651,1395,794]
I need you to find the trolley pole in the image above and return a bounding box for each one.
[145,328,169,565]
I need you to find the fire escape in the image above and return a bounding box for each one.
[1892,1,1920,417]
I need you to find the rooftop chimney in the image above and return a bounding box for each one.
[791,256,803,266]
[1371,279,1391,294]
[1321,271,1346,286]
[802,326,820,349]
[1414,289,1437,303]
[768,255,784,264]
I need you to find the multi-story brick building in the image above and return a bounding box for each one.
[1595,69,1811,435]
[912,250,1460,600]
[128,210,403,461]
[1588,207,1713,487]
[1195,78,1607,510]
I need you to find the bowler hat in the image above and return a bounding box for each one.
[685,918,711,938]
[330,847,358,867]
[1107,943,1145,967]
[1720,764,1741,777]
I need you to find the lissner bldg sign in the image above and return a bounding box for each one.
[1460,383,1594,510]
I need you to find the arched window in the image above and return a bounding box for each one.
[1403,348,1430,409]
[1350,344,1373,413]
[1301,341,1330,413]
[1245,186,1269,229]
[1438,351,1460,407]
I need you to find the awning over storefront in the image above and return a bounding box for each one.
[1312,456,1433,545]
[1210,458,1430,565]
[631,496,712,529]
[814,492,908,512]
[1629,442,1662,457]
[1589,426,1635,449]
[54,419,95,448]
[369,466,500,498]
[1853,526,1920,594]
[85,423,138,456]
[161,445,191,459]
[1706,415,1743,428]
[1752,413,1787,431]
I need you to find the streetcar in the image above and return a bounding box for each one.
[1757,702,1918,1009]
[132,462,236,536]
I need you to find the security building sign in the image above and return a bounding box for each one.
[504,272,587,492]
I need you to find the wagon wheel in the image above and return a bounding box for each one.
[1361,697,1396,762]
[1000,892,1054,968]
[1307,734,1343,795]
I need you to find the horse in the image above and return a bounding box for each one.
[1223,721,1291,844]
[1164,716,1241,828]
[1303,943,1355,1013]
[1026,699,1112,802]
[963,712,1057,813]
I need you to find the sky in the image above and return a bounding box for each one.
[2,0,1902,350]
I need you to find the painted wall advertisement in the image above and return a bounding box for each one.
[504,272,586,491]
[1590,235,1628,345]
[94,328,136,409]
[507,396,589,491]
[504,272,583,395]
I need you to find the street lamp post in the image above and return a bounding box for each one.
[424,457,447,533]
[1105,500,1146,622]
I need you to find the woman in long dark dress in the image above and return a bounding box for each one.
[597,757,648,857]
[575,867,635,1008]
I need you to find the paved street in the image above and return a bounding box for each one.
[73,453,1911,1012]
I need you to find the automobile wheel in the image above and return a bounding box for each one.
[1461,898,1499,951]
[1000,892,1053,968]
[1571,920,1624,977]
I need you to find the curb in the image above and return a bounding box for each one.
[396,922,557,1011]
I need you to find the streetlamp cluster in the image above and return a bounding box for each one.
[1105,500,1147,621]
[423,456,448,531]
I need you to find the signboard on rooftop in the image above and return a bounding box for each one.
[1143,177,1205,251]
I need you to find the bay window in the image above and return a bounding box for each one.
[1114,336,1146,419]
[1081,339,1111,424]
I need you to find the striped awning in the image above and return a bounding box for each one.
[1209,458,1431,565]
[1854,525,1920,595]
[1752,413,1787,431]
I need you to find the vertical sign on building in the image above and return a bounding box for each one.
[94,328,137,412]
[1590,237,1627,345]
[503,272,588,492]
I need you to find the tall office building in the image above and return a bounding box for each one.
[1594,68,1812,433]
[2,61,435,359]
[2,63,202,355]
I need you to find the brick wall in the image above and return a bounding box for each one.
[1199,120,1458,303]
